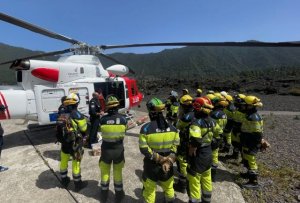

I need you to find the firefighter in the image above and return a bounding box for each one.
[210,95,228,182]
[99,95,127,202]
[174,94,194,193]
[187,97,222,203]
[165,91,180,125]
[139,98,179,203]
[225,94,246,160]
[89,92,103,148]
[240,96,269,189]
[221,94,235,153]
[59,93,88,191]
[58,96,67,115]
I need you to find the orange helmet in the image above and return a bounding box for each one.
[193,97,214,114]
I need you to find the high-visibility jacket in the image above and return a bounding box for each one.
[224,103,236,120]
[189,116,223,173]
[240,111,263,153]
[210,109,227,131]
[61,109,87,154]
[139,121,179,160]
[100,113,127,144]
[176,111,195,156]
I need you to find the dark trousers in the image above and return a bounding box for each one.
[89,117,100,145]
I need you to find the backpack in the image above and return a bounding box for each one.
[56,113,77,143]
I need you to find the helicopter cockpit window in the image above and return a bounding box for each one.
[80,67,84,74]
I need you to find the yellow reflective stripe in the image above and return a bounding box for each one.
[139,134,149,148]
[147,140,174,146]
[241,120,263,133]
[102,132,125,136]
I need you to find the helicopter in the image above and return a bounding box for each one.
[0,12,300,125]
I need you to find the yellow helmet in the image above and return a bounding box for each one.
[214,92,222,98]
[238,94,246,99]
[244,96,263,107]
[63,93,80,106]
[197,89,202,94]
[206,94,216,100]
[225,94,233,102]
[106,95,120,109]
[180,95,193,105]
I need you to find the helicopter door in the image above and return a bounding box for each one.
[34,85,66,124]
[94,81,125,108]
[68,87,89,115]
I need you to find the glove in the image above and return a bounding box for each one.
[152,152,168,164]
[188,145,197,157]
[161,154,176,173]
[261,139,270,151]
[161,161,171,173]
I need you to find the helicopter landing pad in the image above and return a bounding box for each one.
[0,111,245,203]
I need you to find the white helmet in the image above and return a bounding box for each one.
[220,91,228,97]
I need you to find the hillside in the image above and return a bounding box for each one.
[1,43,300,84]
[110,46,300,78]
[0,43,56,84]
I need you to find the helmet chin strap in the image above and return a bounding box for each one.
[149,112,169,131]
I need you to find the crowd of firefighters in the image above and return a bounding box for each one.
[56,88,270,203]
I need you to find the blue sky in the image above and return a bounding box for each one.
[1,0,300,53]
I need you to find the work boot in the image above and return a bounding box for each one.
[74,180,88,192]
[173,179,187,193]
[211,165,217,182]
[225,150,239,160]
[239,172,249,179]
[242,172,260,190]
[61,176,70,187]
[115,190,125,203]
[220,143,231,153]
[0,165,9,172]
[100,189,108,202]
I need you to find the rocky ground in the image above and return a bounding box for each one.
[221,114,300,203]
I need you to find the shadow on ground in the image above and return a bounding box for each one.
[3,126,56,150]
[43,150,60,161]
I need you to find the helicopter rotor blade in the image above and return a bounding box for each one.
[98,53,135,74]
[0,12,82,45]
[100,41,300,50]
[0,48,73,66]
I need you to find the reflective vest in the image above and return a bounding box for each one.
[139,121,179,158]
[189,116,223,147]
[100,113,127,143]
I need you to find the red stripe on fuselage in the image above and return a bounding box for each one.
[0,92,10,119]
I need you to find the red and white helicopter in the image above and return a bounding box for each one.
[0,12,299,125]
